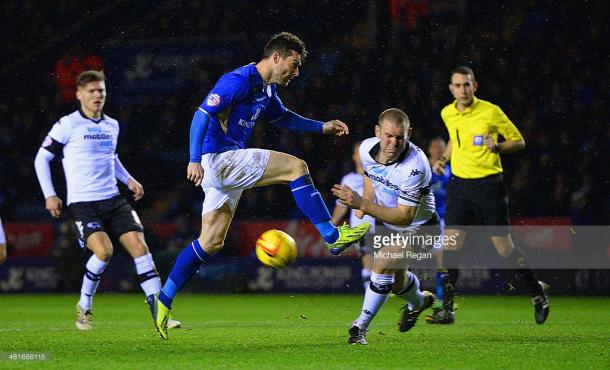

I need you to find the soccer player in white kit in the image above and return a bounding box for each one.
[33,70,180,330]
[332,108,438,345]
[331,141,376,291]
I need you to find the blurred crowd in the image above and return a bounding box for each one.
[1,0,608,228]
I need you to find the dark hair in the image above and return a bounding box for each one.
[378,108,410,128]
[76,70,105,87]
[450,66,475,82]
[262,32,307,60]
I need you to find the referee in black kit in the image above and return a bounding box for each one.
[428,66,549,325]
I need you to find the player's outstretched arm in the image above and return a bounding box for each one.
[269,110,324,133]
[332,184,416,226]
[268,109,346,136]
[322,120,349,136]
[332,184,361,208]
[331,202,349,226]
[359,202,417,227]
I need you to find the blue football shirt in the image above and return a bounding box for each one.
[198,63,287,154]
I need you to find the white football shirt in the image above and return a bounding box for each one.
[359,137,436,231]
[338,172,376,228]
[42,110,121,204]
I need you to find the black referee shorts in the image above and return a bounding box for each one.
[445,174,511,235]
[68,195,144,249]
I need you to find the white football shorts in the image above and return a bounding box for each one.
[200,149,271,215]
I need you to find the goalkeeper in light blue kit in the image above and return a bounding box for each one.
[153,32,371,339]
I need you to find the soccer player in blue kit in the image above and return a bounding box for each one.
[153,32,371,339]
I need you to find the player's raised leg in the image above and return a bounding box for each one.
[256,151,370,253]
[76,231,113,330]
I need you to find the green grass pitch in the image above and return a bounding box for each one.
[0,294,608,369]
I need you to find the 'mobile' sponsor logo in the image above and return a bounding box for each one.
[365,171,399,191]
[84,133,113,140]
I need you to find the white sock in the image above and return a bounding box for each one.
[361,268,372,292]
[354,272,394,330]
[79,255,109,311]
[134,253,161,297]
[396,270,424,308]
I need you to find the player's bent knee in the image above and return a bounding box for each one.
[94,246,113,261]
[282,155,309,180]
[87,232,114,261]
[259,152,310,185]
[292,158,309,178]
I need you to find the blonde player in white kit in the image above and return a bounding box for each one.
[34,70,180,331]
[331,141,376,291]
[332,108,438,345]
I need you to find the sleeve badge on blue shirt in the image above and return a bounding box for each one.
[206,93,221,107]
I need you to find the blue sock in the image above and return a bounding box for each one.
[290,174,338,243]
[159,240,209,308]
